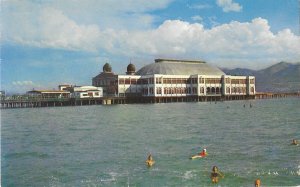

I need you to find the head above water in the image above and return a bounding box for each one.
[212,166,218,172]
[255,178,261,187]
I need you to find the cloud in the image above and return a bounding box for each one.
[12,80,34,86]
[2,1,300,69]
[216,0,242,12]
[3,5,101,52]
[8,80,49,93]
[3,0,172,31]
[191,15,203,23]
[187,3,212,9]
[2,0,172,52]
[119,18,300,68]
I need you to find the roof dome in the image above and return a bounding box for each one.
[126,63,136,75]
[136,59,225,76]
[103,63,112,73]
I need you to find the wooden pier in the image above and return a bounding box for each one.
[255,92,300,99]
[1,95,256,109]
[1,92,299,109]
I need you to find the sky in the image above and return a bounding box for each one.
[1,0,300,93]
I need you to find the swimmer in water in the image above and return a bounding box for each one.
[211,166,224,183]
[199,148,207,157]
[291,139,299,145]
[146,154,155,167]
[254,179,261,187]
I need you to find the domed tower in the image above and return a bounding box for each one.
[103,63,112,73]
[126,63,136,75]
[92,62,116,96]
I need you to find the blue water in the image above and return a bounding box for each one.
[1,98,300,186]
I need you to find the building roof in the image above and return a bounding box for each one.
[27,90,70,94]
[103,63,112,73]
[136,59,225,76]
[93,72,116,80]
[73,86,102,92]
[127,63,136,74]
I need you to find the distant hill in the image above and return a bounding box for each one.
[222,62,300,92]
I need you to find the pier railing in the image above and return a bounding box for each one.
[1,92,299,109]
[255,92,300,99]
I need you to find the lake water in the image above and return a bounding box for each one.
[1,98,300,186]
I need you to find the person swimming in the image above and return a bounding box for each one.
[146,154,155,167]
[254,179,261,187]
[291,139,299,145]
[199,148,207,157]
[211,166,224,183]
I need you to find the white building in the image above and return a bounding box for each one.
[27,90,70,98]
[93,59,255,99]
[71,86,103,98]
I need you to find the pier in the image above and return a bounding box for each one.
[1,92,299,109]
[255,92,300,99]
[1,95,255,109]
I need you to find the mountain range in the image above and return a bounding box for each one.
[222,62,300,93]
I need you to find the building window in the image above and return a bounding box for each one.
[125,79,130,84]
[211,87,215,94]
[226,87,230,93]
[156,87,162,94]
[192,87,197,94]
[187,87,191,94]
[206,87,211,94]
[164,87,167,94]
[131,79,137,84]
[200,87,204,93]
[163,78,172,84]
[233,87,237,93]
[191,78,197,84]
[231,79,246,84]
[149,78,154,84]
[142,88,148,95]
[206,78,222,84]
[149,87,154,94]
[231,79,239,84]
[199,78,205,84]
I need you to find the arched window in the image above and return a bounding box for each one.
[206,87,211,94]
[226,87,230,93]
[211,87,215,94]
[200,87,204,93]
[233,87,237,93]
[216,87,220,94]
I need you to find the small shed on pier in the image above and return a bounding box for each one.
[27,90,70,98]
